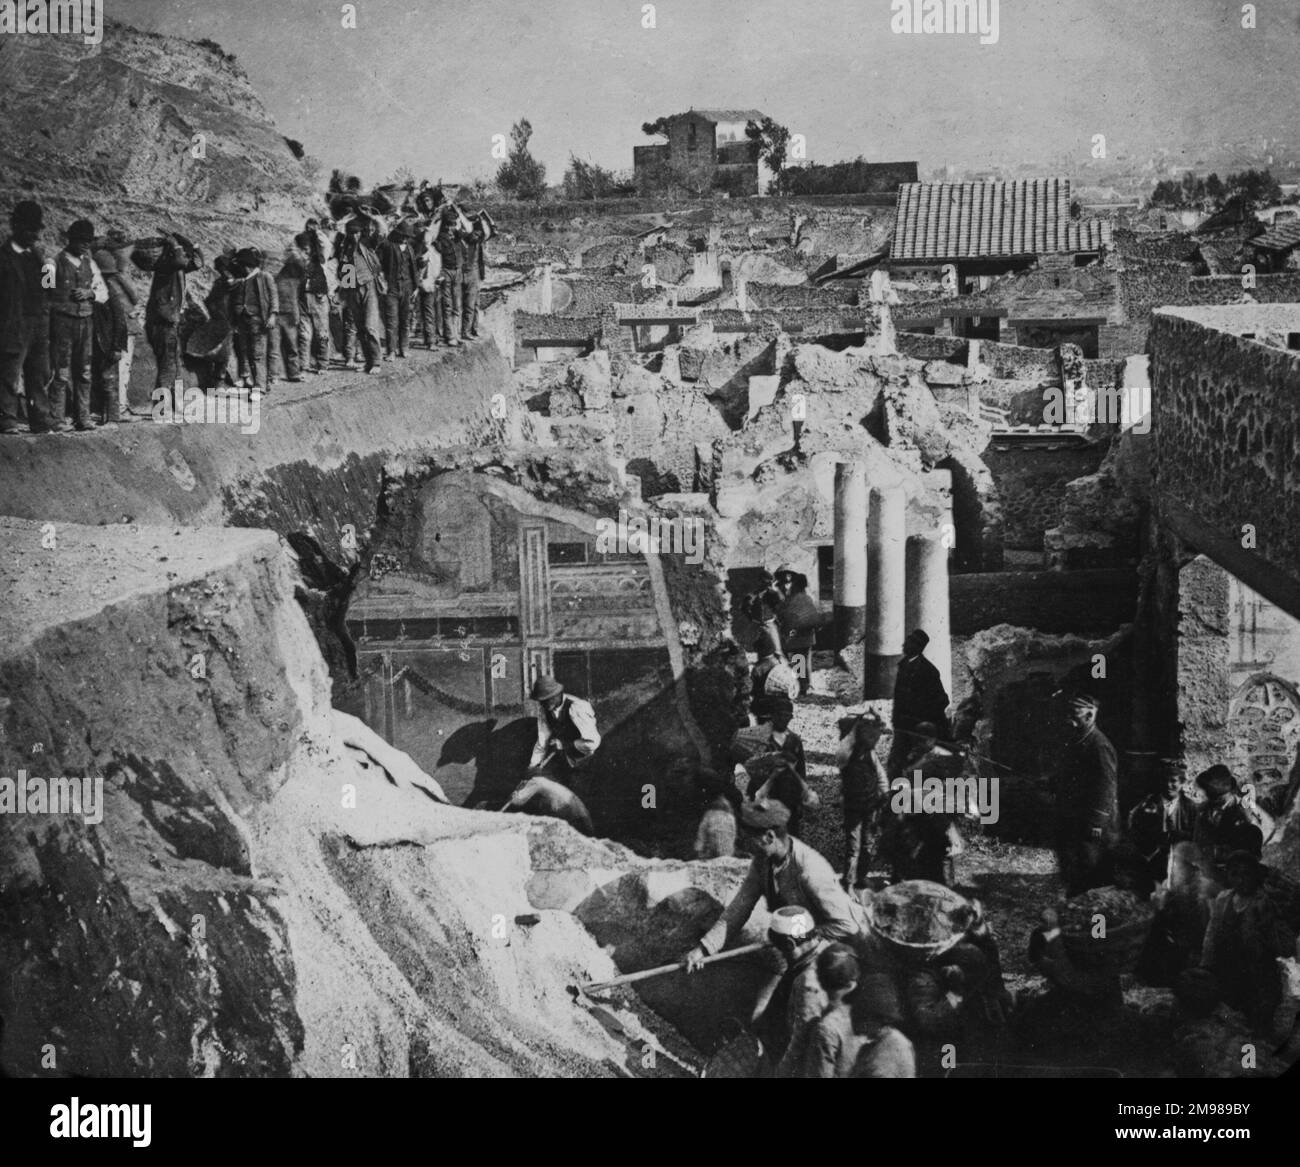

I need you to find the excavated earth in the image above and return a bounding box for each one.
[0,517,774,1077]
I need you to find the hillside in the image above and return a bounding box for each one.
[0,19,318,256]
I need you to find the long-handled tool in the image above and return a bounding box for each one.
[573,942,769,997]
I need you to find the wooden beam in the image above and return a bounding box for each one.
[1159,496,1300,622]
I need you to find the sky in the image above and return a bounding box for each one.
[114,0,1300,186]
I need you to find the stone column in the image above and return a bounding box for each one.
[905,533,952,698]
[833,461,869,650]
[864,484,906,698]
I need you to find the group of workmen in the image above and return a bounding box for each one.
[505,564,1297,1077]
[0,191,492,433]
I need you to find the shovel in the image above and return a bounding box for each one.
[572,942,769,999]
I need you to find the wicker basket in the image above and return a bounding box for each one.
[865,879,976,961]
[1059,900,1155,972]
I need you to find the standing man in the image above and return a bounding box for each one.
[887,629,950,778]
[134,229,202,395]
[100,229,141,418]
[414,216,442,348]
[1051,693,1120,896]
[272,243,305,384]
[0,200,56,435]
[295,228,332,374]
[90,247,130,424]
[528,676,601,783]
[434,205,463,347]
[232,247,278,391]
[337,214,384,374]
[1127,758,1198,884]
[49,219,108,431]
[459,214,487,341]
[836,710,891,892]
[774,565,824,697]
[378,223,419,359]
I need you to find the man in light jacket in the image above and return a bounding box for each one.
[528,675,600,782]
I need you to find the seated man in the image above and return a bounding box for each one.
[681,801,862,1058]
[527,676,600,784]
[1200,850,1294,1034]
[1193,765,1264,883]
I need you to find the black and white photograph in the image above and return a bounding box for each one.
[1,0,1298,1125]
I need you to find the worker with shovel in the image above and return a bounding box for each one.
[680,800,864,1063]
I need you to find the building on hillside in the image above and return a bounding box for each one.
[634,108,765,195]
[1250,219,1300,272]
[889,179,1113,289]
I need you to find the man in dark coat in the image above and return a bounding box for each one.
[231,247,279,390]
[378,223,419,358]
[91,246,130,424]
[1192,764,1264,882]
[1052,692,1119,896]
[458,215,487,341]
[1127,757,1198,883]
[434,206,464,346]
[0,200,56,434]
[135,229,202,392]
[887,629,950,777]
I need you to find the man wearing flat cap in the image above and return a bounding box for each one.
[527,675,601,783]
[1051,692,1119,896]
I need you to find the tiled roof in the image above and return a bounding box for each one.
[1251,220,1300,253]
[892,180,1113,260]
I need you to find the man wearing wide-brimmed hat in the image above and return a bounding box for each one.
[527,675,601,783]
[1051,691,1119,896]
[0,200,56,434]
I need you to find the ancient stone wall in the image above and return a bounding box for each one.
[983,444,1109,551]
[1151,307,1300,593]
[951,569,1137,636]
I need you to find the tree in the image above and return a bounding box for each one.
[642,118,670,138]
[1205,172,1225,202]
[563,155,620,201]
[495,118,548,202]
[1225,168,1282,209]
[283,137,306,161]
[744,117,791,177]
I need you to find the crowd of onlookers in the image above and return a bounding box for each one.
[0,187,494,434]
